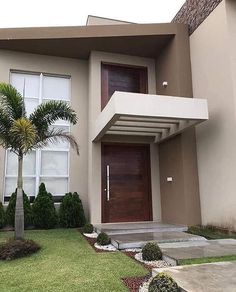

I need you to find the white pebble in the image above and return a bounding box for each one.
[83,232,98,238]
[94,243,117,251]
[135,252,171,268]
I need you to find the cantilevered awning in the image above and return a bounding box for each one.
[92,92,208,143]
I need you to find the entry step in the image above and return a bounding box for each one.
[110,231,206,250]
[94,221,187,235]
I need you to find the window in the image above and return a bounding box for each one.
[4,71,71,203]
[101,63,148,110]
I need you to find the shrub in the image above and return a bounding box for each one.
[83,223,94,234]
[0,238,41,261]
[0,202,5,228]
[148,273,180,292]
[59,192,86,228]
[96,232,110,246]
[32,183,57,229]
[5,190,33,227]
[142,242,162,261]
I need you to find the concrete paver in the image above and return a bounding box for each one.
[110,231,205,249]
[160,239,236,262]
[152,261,236,292]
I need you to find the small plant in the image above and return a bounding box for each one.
[32,183,57,229]
[96,232,110,246]
[142,242,162,261]
[5,190,33,227]
[0,202,5,228]
[83,223,94,234]
[0,238,41,261]
[148,273,180,292]
[59,192,86,228]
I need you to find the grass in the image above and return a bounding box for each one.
[0,229,147,292]
[187,225,236,240]
[179,255,236,266]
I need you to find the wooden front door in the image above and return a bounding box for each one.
[102,144,152,223]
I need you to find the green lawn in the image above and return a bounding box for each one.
[0,229,147,292]
[187,225,236,240]
[179,255,236,266]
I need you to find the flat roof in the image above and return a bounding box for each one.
[0,23,185,59]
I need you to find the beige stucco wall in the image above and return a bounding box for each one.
[190,0,236,230]
[0,50,89,215]
[88,51,161,223]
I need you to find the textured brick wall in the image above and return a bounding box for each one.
[172,0,223,35]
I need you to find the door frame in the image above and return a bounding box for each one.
[101,142,153,223]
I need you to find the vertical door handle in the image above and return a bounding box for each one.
[106,165,110,201]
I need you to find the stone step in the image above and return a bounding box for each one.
[94,222,187,235]
[110,231,206,250]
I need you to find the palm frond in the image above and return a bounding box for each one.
[29,100,77,137]
[36,127,79,155]
[10,118,38,154]
[0,83,25,120]
[0,107,13,148]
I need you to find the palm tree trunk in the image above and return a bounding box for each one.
[15,152,24,239]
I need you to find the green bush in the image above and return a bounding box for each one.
[148,273,180,292]
[142,242,162,261]
[32,183,57,229]
[96,232,110,246]
[0,202,5,228]
[59,192,86,228]
[83,223,94,234]
[0,239,41,261]
[5,190,33,227]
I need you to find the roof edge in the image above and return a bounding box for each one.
[0,22,186,41]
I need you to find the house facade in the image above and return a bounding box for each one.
[0,0,235,230]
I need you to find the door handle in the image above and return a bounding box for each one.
[106,165,110,201]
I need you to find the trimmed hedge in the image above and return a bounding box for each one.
[0,202,5,228]
[96,232,110,246]
[32,183,57,229]
[148,273,180,292]
[83,223,94,234]
[142,242,162,261]
[5,190,33,227]
[0,239,41,261]
[59,192,86,228]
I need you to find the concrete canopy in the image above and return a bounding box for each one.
[92,92,209,143]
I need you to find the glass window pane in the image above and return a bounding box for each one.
[25,98,39,117]
[11,73,40,98]
[45,126,70,149]
[43,76,70,101]
[41,151,68,176]
[5,177,36,197]
[6,151,36,176]
[42,100,70,126]
[40,178,68,194]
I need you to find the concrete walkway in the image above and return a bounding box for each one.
[95,222,204,249]
[160,239,236,264]
[153,261,236,292]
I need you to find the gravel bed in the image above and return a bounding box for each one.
[123,274,151,292]
[125,248,142,252]
[139,277,153,292]
[135,252,171,268]
[83,232,98,238]
[94,243,117,251]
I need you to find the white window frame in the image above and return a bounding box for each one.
[3,71,72,203]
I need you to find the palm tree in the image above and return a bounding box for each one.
[0,83,79,239]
